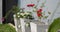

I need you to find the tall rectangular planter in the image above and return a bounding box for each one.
[13,15,31,32]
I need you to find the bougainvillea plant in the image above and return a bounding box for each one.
[3,5,34,22]
[26,0,51,22]
[1,6,20,22]
[14,11,33,19]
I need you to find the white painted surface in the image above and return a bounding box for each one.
[30,22,48,32]
[30,22,37,32]
[20,18,25,32]
[0,0,2,24]
[14,15,31,32]
[13,15,18,32]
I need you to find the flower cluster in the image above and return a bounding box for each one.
[37,9,42,17]
[14,11,33,19]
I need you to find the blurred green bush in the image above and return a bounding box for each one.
[0,24,16,32]
[48,17,60,32]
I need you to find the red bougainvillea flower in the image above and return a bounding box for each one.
[37,9,42,17]
[37,9,42,12]
[37,13,42,17]
[27,4,35,7]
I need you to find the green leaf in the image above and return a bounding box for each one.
[48,11,51,14]
[44,16,48,18]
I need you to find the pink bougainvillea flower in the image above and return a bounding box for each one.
[27,4,35,7]
[1,17,5,22]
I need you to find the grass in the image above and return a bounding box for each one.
[0,24,16,32]
[48,17,60,32]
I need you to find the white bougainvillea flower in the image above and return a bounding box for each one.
[20,13,25,16]
[20,10,23,12]
[18,15,20,17]
[25,12,30,15]
[17,12,20,15]
[33,8,37,12]
[13,15,16,17]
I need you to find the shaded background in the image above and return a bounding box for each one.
[3,0,18,25]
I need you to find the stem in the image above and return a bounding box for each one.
[35,0,40,8]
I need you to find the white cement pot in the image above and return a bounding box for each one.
[13,15,31,32]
